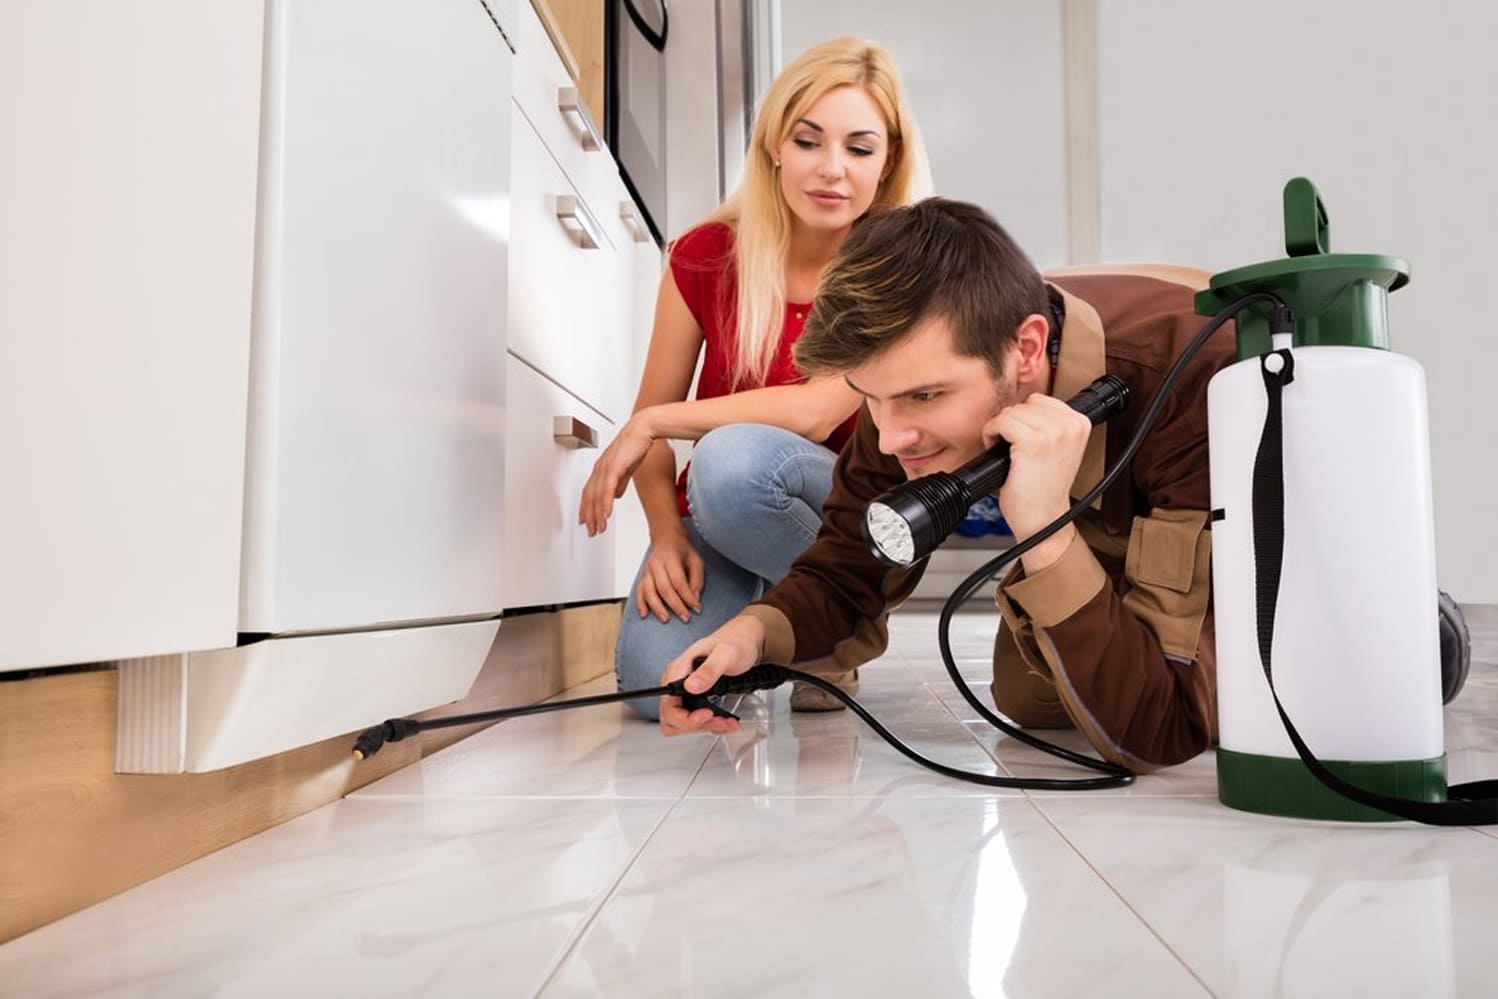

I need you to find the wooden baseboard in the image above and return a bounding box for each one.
[0,602,622,944]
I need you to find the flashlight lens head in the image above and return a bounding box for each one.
[866,501,917,566]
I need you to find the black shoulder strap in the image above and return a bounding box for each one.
[1253,349,1498,825]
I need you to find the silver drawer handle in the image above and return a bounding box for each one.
[553,415,598,449]
[619,201,652,243]
[555,194,602,249]
[557,87,602,152]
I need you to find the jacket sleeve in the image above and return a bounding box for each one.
[994,396,1217,771]
[746,407,924,674]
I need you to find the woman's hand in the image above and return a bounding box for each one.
[636,530,706,624]
[579,414,657,536]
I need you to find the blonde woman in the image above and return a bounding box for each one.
[579,38,927,718]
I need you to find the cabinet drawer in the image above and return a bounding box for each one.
[509,106,628,420]
[512,0,618,216]
[504,355,620,608]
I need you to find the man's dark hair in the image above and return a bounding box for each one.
[794,197,1049,376]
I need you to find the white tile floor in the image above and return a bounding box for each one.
[4,608,1498,998]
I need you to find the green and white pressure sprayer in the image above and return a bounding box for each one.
[1201,178,1492,823]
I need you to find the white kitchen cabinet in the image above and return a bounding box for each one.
[503,0,660,610]
[0,1,266,671]
[117,0,518,772]
[507,106,628,423]
[503,356,621,607]
[4,0,518,768]
[503,173,666,610]
[106,0,521,773]
[239,0,511,632]
[511,0,620,221]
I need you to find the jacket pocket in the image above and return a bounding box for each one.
[1126,508,1207,594]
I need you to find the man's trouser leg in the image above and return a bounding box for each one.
[990,619,1074,729]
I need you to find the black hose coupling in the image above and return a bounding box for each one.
[352,716,422,761]
[1268,301,1296,339]
[665,662,794,700]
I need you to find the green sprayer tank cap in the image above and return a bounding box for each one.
[1195,177,1410,360]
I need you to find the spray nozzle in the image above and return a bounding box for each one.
[351,716,422,761]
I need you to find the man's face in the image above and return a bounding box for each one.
[845,315,1016,479]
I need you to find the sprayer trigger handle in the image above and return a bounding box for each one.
[678,691,741,721]
[672,656,741,721]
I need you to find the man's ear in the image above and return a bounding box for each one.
[1010,313,1052,387]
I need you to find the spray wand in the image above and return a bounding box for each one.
[351,653,1133,791]
[352,662,795,760]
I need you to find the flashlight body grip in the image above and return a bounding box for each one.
[862,375,1131,567]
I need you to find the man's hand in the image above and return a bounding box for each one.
[658,615,766,737]
[985,393,1091,569]
[578,413,658,536]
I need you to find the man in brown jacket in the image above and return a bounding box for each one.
[658,197,1232,771]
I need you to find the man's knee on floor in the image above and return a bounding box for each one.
[990,677,1074,729]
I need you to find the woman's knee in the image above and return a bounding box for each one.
[688,425,773,508]
[615,613,673,721]
[689,424,826,521]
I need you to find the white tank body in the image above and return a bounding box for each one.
[1208,346,1443,762]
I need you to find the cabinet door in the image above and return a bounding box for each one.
[0,2,265,671]
[239,0,512,632]
[508,106,629,421]
[504,356,619,608]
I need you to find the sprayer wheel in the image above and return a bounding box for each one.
[1438,590,1471,706]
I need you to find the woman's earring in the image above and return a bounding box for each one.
[773,159,781,169]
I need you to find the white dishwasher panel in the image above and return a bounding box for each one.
[240,0,512,632]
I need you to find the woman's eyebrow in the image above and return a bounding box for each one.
[795,118,883,140]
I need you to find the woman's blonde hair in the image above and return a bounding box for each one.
[700,37,928,389]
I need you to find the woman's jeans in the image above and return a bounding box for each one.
[615,424,836,719]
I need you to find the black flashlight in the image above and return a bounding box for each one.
[863,374,1130,567]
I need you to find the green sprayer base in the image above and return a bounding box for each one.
[1217,748,1447,822]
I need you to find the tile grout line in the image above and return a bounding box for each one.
[528,737,721,998]
[907,643,1221,798]
[1026,797,1220,997]
[909,650,1029,781]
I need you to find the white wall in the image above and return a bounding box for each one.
[1095,0,1498,603]
[779,0,1070,268]
[769,0,1497,602]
